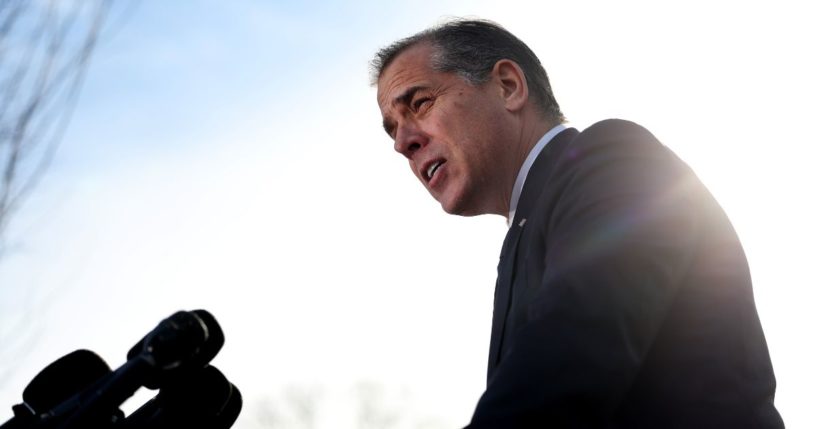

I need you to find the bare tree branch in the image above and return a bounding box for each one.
[0,0,111,244]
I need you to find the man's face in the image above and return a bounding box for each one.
[377,43,514,217]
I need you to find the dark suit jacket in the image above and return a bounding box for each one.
[467,120,783,428]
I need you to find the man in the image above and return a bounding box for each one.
[372,19,783,428]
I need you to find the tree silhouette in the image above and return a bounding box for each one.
[0,0,111,245]
[0,0,125,389]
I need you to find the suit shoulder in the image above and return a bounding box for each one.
[577,119,662,148]
[555,119,676,168]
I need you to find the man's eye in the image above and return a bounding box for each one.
[413,97,432,111]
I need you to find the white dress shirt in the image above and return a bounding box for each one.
[508,124,567,226]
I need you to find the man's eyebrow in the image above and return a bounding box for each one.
[382,85,428,138]
[394,85,426,108]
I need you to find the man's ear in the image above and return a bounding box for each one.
[492,59,529,112]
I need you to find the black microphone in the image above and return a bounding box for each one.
[126,309,224,389]
[1,350,111,429]
[45,310,223,429]
[122,365,242,429]
[215,382,242,429]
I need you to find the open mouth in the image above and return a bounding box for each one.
[425,159,445,182]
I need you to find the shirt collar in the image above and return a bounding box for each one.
[508,124,567,226]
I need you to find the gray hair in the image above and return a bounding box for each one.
[371,19,564,123]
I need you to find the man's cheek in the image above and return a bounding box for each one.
[411,165,424,183]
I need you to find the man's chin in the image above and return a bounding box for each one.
[438,195,482,217]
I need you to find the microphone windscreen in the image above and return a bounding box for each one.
[125,365,241,429]
[22,349,110,412]
[156,365,232,412]
[213,382,242,429]
[126,309,224,389]
[190,309,224,367]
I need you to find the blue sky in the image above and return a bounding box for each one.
[2,1,815,428]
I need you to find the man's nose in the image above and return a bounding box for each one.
[394,123,427,159]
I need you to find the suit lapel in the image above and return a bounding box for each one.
[487,217,524,377]
[487,128,579,379]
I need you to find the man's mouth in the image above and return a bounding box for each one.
[426,160,445,182]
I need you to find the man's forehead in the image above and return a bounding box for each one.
[377,43,435,106]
